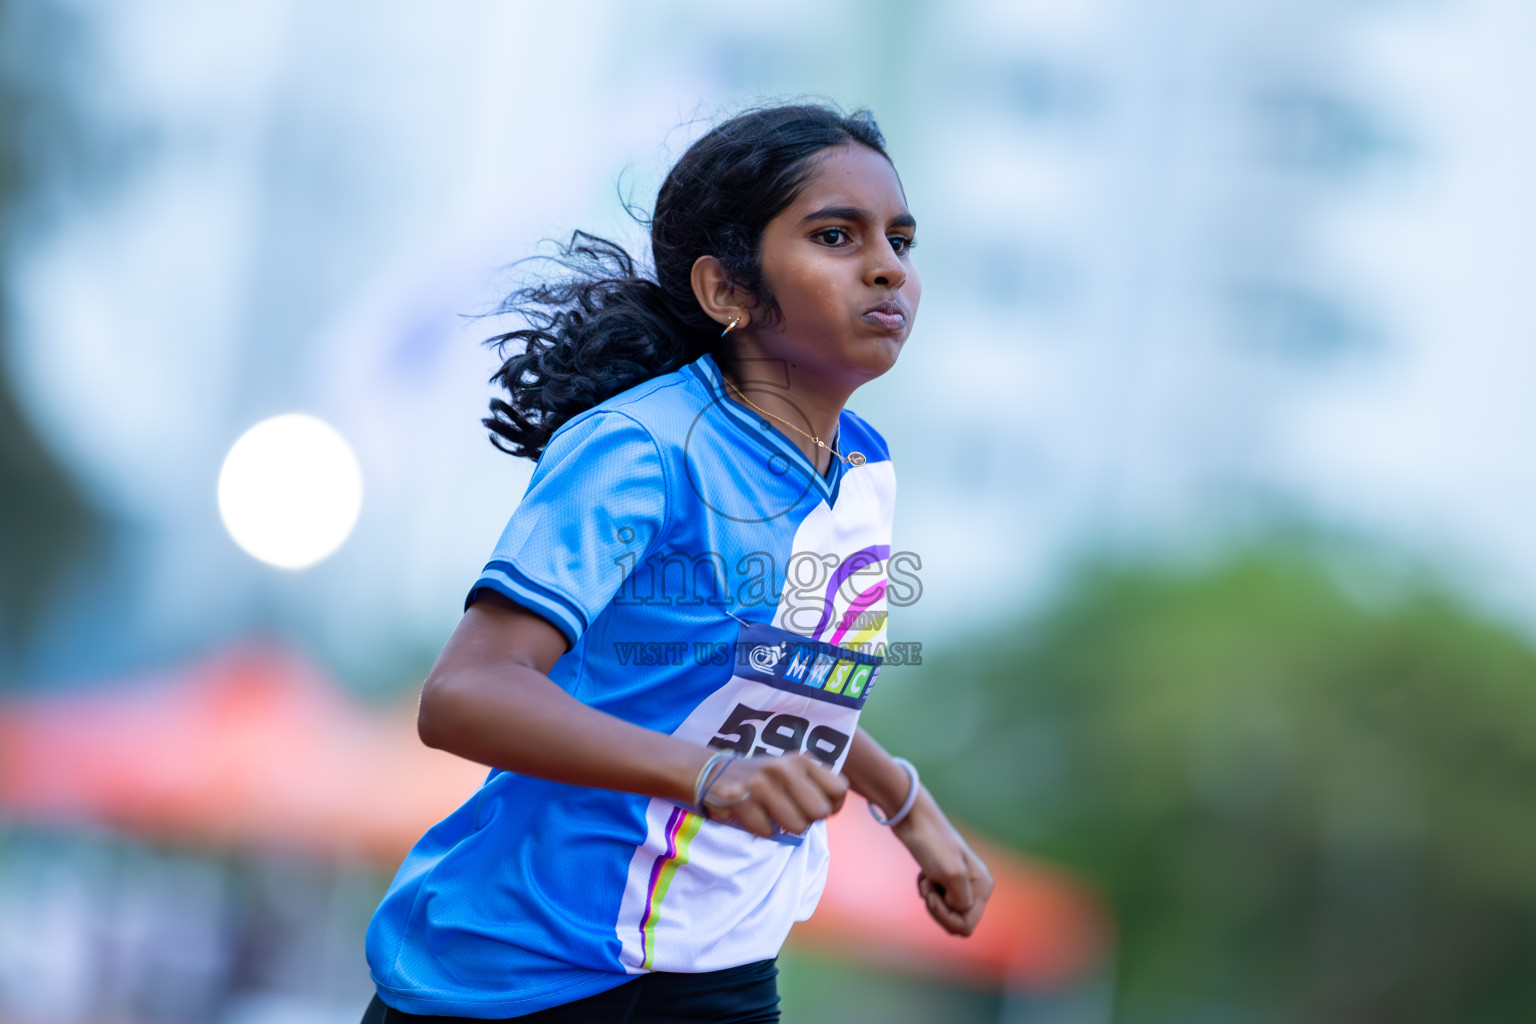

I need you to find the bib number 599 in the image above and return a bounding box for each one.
[708,703,850,767]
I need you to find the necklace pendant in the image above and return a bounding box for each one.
[847,451,866,466]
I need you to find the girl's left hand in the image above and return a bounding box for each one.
[891,789,994,936]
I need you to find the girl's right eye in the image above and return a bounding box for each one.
[814,227,850,246]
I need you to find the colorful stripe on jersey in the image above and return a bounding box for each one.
[808,543,889,641]
[639,807,705,970]
[828,580,888,650]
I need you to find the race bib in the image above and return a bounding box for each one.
[681,620,880,765]
[666,621,881,844]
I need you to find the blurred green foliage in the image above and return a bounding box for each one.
[0,0,101,661]
[777,952,1001,1024]
[868,547,1536,1023]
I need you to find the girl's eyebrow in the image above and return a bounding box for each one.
[800,205,917,230]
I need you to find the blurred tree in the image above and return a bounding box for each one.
[0,0,102,664]
[868,547,1536,1023]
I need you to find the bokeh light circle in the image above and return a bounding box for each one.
[217,413,363,570]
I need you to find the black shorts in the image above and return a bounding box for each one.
[361,959,780,1024]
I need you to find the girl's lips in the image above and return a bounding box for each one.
[861,310,906,329]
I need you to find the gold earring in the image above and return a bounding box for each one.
[720,316,741,337]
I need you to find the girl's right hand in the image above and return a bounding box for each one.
[701,753,849,837]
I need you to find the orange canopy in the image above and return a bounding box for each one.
[0,647,1108,990]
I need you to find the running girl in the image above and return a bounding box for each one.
[363,104,993,1023]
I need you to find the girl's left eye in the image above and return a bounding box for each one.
[889,234,916,254]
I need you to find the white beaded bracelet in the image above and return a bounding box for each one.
[869,756,920,827]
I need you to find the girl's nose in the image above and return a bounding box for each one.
[866,241,907,290]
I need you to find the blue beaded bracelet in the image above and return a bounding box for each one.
[693,750,737,816]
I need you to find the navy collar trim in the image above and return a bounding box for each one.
[688,353,844,504]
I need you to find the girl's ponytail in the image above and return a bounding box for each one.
[483,104,888,460]
[483,232,712,461]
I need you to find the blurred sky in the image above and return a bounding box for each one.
[4,0,1534,690]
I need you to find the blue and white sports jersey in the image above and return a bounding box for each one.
[365,351,896,1017]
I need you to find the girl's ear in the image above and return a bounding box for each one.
[690,255,751,331]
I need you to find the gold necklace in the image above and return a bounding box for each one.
[724,379,866,467]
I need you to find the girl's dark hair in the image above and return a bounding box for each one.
[483,104,889,460]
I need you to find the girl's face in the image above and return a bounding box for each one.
[749,143,920,390]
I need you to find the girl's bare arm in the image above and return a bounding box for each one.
[416,591,846,836]
[842,727,995,936]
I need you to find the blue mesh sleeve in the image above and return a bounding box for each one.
[466,411,669,649]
